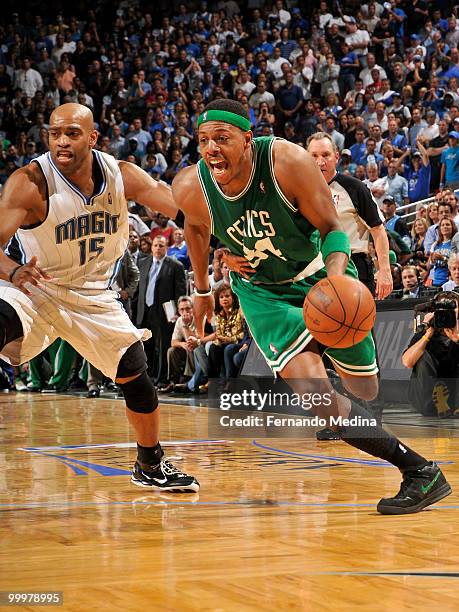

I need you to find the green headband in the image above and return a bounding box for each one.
[197,109,252,132]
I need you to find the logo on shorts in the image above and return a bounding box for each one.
[269,343,278,355]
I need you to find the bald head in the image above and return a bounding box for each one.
[50,103,94,130]
[48,103,98,175]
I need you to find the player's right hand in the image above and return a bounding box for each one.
[221,251,255,279]
[9,256,52,296]
[194,294,214,338]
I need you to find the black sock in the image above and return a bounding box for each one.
[339,402,428,471]
[137,442,163,468]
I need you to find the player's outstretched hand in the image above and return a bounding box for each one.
[375,268,393,300]
[194,293,215,338]
[221,251,255,279]
[9,256,52,296]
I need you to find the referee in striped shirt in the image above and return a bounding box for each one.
[307,132,393,299]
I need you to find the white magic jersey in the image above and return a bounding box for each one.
[5,150,128,291]
[0,150,150,379]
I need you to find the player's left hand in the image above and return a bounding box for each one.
[194,294,214,337]
[375,268,393,300]
[221,251,255,279]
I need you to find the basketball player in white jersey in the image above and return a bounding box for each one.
[0,103,198,492]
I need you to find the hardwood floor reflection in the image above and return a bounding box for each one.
[0,392,458,611]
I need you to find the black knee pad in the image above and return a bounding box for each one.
[119,370,158,414]
[116,341,147,378]
[0,300,23,350]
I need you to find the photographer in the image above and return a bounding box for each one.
[402,292,459,417]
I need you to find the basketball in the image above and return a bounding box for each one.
[303,275,376,349]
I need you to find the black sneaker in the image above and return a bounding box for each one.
[316,427,341,441]
[68,377,87,391]
[131,459,200,492]
[377,462,452,515]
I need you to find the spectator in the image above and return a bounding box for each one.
[359,53,388,88]
[13,58,43,98]
[150,213,175,245]
[364,162,388,207]
[350,128,367,164]
[139,236,153,255]
[405,144,431,202]
[424,202,455,258]
[360,137,384,167]
[208,284,245,382]
[337,149,357,175]
[430,218,457,287]
[249,78,275,111]
[275,70,303,129]
[254,101,275,135]
[344,17,370,65]
[426,119,449,191]
[162,296,200,394]
[108,125,126,159]
[382,192,410,235]
[337,41,360,96]
[441,253,459,290]
[168,228,190,270]
[136,235,187,387]
[385,117,408,157]
[385,160,409,207]
[426,202,439,228]
[111,250,140,320]
[418,110,439,142]
[410,218,429,267]
[400,265,423,298]
[163,149,189,184]
[440,131,459,190]
[316,53,340,98]
[128,229,142,266]
[408,107,427,148]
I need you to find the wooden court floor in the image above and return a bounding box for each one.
[1,392,459,611]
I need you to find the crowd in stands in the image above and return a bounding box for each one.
[2,0,459,393]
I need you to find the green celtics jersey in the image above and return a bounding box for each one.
[197,136,323,284]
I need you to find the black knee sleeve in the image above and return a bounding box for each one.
[0,300,23,350]
[119,370,158,413]
[116,341,147,378]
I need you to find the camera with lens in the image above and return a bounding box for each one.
[414,298,457,330]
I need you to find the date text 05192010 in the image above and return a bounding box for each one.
[0,592,63,606]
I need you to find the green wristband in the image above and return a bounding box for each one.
[321,231,351,262]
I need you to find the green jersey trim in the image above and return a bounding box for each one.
[325,354,378,376]
[208,143,258,202]
[197,162,215,235]
[268,138,298,213]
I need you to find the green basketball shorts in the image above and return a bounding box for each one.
[229,266,377,377]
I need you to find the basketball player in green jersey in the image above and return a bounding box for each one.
[172,99,451,514]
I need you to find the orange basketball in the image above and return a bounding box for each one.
[303,275,376,349]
